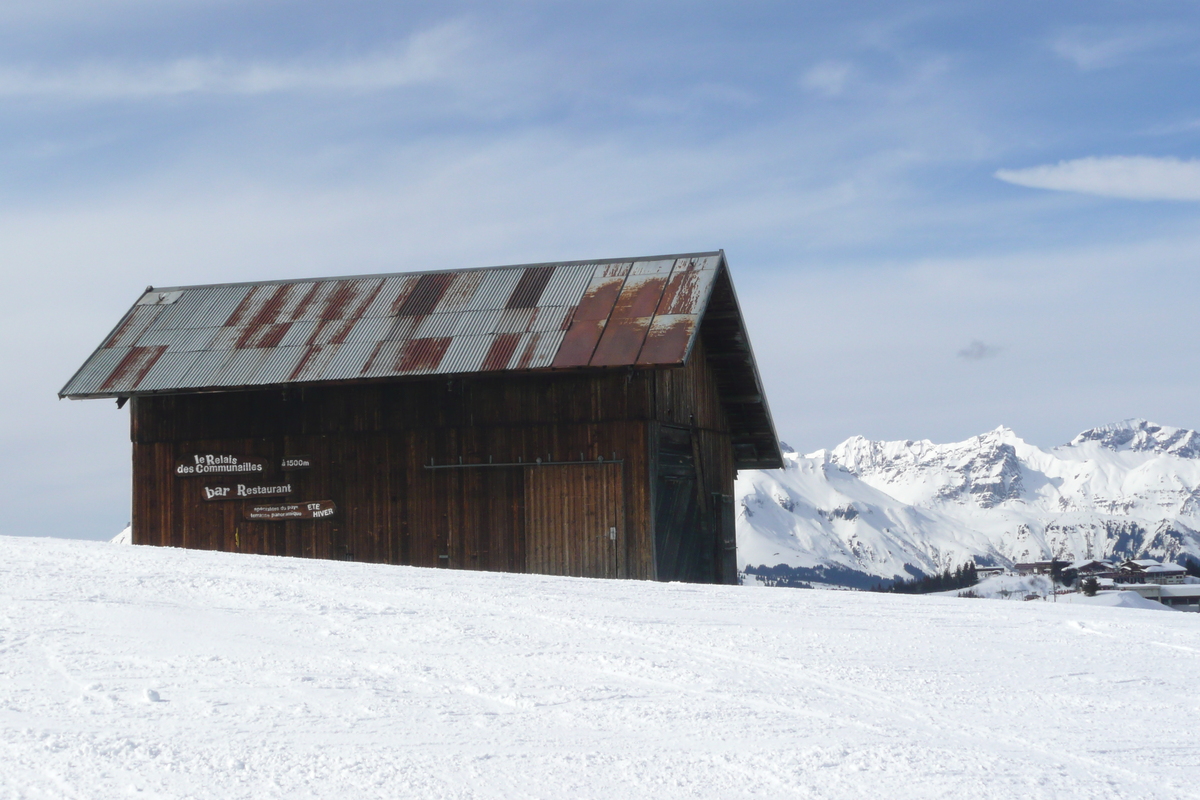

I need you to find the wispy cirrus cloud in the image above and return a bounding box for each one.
[995,156,1200,201]
[800,61,853,97]
[0,21,471,100]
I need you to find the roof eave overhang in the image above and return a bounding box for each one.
[696,252,784,471]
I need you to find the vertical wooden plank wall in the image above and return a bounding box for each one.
[525,462,623,578]
[130,371,660,579]
[650,337,738,583]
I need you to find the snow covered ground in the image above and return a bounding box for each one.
[2,536,1199,799]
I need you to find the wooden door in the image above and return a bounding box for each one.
[653,425,715,583]
[524,463,624,578]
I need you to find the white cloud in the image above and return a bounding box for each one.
[1050,28,1173,71]
[744,232,1200,451]
[994,156,1200,201]
[800,61,853,97]
[0,22,471,99]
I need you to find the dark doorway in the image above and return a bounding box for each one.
[654,425,715,582]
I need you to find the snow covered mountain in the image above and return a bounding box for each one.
[735,419,1200,587]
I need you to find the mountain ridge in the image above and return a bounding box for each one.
[735,419,1200,587]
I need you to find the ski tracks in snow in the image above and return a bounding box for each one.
[476,588,1199,798]
[2,536,1200,799]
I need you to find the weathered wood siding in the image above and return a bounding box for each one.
[650,337,737,583]
[525,463,624,578]
[131,339,737,582]
[131,370,653,577]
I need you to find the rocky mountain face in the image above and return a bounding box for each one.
[735,419,1200,588]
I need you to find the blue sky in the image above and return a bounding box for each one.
[4,1,1200,538]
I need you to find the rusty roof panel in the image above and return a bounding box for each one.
[596,261,633,278]
[394,337,451,375]
[636,314,694,366]
[538,264,595,307]
[289,343,343,382]
[305,318,357,347]
[193,285,252,329]
[505,266,555,309]
[656,261,718,316]
[609,266,670,320]
[573,263,630,321]
[318,279,384,321]
[396,273,453,317]
[105,305,164,349]
[285,282,338,322]
[359,341,403,378]
[465,268,523,311]
[235,322,291,350]
[589,315,653,367]
[60,252,739,398]
[435,335,492,375]
[628,258,675,277]
[62,347,131,395]
[99,346,167,393]
[361,275,419,318]
[225,284,279,328]
[672,254,721,272]
[481,332,521,371]
[267,282,322,324]
[527,330,565,368]
[552,318,606,368]
[431,271,484,315]
[509,331,564,370]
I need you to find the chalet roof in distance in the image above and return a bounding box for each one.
[61,250,782,469]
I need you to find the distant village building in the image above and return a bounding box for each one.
[1062,559,1118,582]
[1119,559,1186,585]
[974,564,1005,580]
[61,252,782,584]
[1014,560,1062,576]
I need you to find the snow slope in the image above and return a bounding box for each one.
[737,419,1200,585]
[932,575,1172,610]
[3,535,1200,799]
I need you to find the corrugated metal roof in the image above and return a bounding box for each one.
[61,252,728,397]
[60,250,783,469]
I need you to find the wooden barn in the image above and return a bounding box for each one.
[60,251,782,584]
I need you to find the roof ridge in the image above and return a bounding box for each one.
[146,251,725,294]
